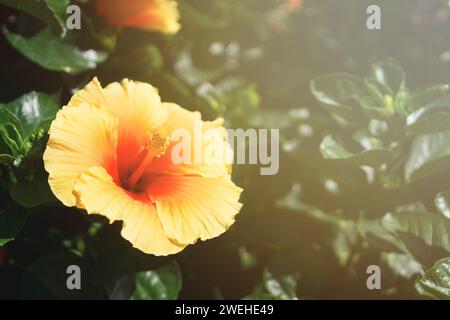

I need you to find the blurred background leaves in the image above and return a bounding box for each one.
[1,0,450,300]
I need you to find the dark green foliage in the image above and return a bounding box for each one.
[1,0,450,300]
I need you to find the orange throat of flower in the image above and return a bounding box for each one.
[124,132,169,191]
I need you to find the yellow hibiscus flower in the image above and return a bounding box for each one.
[43,78,242,256]
[96,0,181,34]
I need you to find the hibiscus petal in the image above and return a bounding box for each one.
[74,166,186,256]
[146,174,243,245]
[68,78,167,135]
[104,80,168,180]
[68,78,168,182]
[148,102,232,178]
[44,104,118,206]
[67,77,106,108]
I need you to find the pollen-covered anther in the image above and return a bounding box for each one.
[147,132,170,158]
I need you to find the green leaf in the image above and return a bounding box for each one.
[43,0,70,37]
[393,87,411,115]
[0,209,30,246]
[0,108,21,157]
[262,270,298,300]
[132,262,182,300]
[371,62,405,95]
[405,131,450,182]
[0,107,20,128]
[435,190,450,219]
[0,154,15,165]
[359,210,450,266]
[320,134,393,167]
[363,78,386,103]
[419,257,450,299]
[10,175,56,208]
[0,0,69,37]
[310,73,368,121]
[357,217,406,253]
[4,92,58,139]
[360,96,393,118]
[405,84,450,115]
[382,211,450,253]
[311,73,367,107]
[406,112,450,135]
[5,28,107,74]
[0,123,22,156]
[332,222,357,266]
[276,184,343,225]
[382,252,422,279]
[415,280,442,299]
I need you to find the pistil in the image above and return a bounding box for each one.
[126,133,169,187]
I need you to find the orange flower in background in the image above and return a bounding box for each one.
[268,0,303,33]
[44,78,242,255]
[96,0,181,34]
[281,0,304,12]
